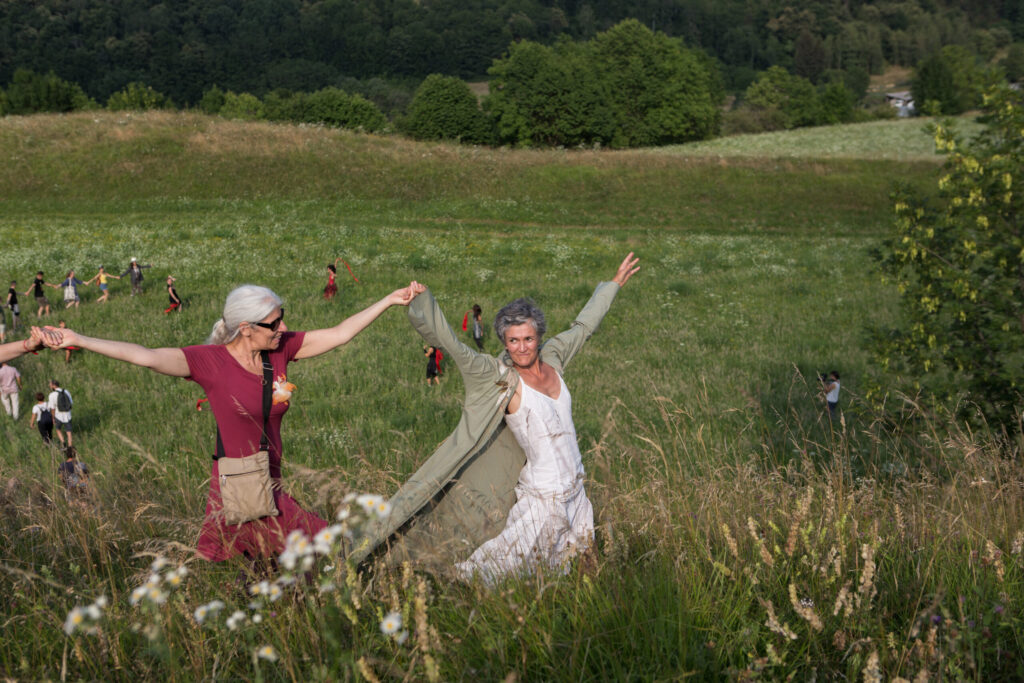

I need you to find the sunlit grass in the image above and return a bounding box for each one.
[0,112,1019,680]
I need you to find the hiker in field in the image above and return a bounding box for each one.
[0,359,23,421]
[324,260,340,299]
[351,253,639,581]
[59,447,90,499]
[463,304,485,351]
[59,270,86,309]
[84,265,121,303]
[29,392,54,444]
[164,276,182,313]
[36,280,425,563]
[5,280,20,333]
[48,379,75,448]
[120,258,151,296]
[25,271,58,317]
[822,371,841,419]
[424,344,441,385]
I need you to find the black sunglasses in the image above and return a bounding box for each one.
[252,309,285,332]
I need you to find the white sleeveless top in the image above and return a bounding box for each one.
[504,374,585,496]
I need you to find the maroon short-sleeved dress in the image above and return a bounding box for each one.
[183,331,327,561]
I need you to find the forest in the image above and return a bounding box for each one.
[1,0,1022,106]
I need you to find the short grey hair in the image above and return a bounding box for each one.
[207,285,283,344]
[493,298,546,343]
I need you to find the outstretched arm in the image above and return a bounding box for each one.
[0,329,45,363]
[541,252,640,370]
[36,326,189,377]
[295,282,425,359]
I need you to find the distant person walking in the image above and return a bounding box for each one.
[60,270,86,309]
[424,345,440,385]
[85,266,121,303]
[48,379,74,448]
[0,360,22,420]
[465,304,485,351]
[164,276,182,313]
[26,271,57,317]
[120,258,152,296]
[6,281,20,332]
[822,371,841,419]
[59,447,90,499]
[29,392,54,444]
[324,261,339,300]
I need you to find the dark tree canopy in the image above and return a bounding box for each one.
[0,0,1019,106]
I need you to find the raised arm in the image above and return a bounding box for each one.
[295,282,424,360]
[540,252,639,370]
[408,288,499,379]
[36,326,189,377]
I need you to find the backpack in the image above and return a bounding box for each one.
[56,389,72,412]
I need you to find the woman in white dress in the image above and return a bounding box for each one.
[456,255,640,581]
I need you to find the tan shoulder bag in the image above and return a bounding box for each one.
[213,351,280,525]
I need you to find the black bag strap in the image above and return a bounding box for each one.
[214,350,274,460]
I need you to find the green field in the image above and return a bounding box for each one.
[0,112,1020,681]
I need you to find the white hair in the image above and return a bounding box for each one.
[207,285,283,345]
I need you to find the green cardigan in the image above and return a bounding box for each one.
[351,281,621,568]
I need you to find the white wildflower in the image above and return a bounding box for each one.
[226,610,247,631]
[380,611,402,636]
[395,630,409,645]
[63,607,86,636]
[129,586,148,606]
[356,494,383,515]
[255,645,278,662]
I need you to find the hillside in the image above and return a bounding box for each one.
[0,111,948,235]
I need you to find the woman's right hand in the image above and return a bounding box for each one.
[388,281,426,307]
[36,325,78,349]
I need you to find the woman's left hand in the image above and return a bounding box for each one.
[612,252,640,287]
[388,281,426,306]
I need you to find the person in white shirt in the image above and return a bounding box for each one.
[48,379,74,447]
[822,371,841,419]
[0,360,22,420]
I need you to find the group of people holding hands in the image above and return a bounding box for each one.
[6,253,640,583]
[2,259,181,335]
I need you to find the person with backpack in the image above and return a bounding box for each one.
[58,447,90,498]
[48,379,74,448]
[29,391,54,444]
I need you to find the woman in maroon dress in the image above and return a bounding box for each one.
[36,281,424,561]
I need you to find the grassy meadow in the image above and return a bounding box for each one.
[0,112,1021,680]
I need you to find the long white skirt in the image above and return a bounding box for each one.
[455,481,593,583]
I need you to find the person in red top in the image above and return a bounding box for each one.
[36,281,425,562]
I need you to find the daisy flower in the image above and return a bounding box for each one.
[379,611,402,636]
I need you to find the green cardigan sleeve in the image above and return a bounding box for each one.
[539,281,620,372]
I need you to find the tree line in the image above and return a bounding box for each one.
[1,0,1022,107]
[3,15,1019,148]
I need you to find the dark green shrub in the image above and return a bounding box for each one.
[198,86,226,115]
[220,91,266,120]
[400,74,492,144]
[106,82,174,111]
[743,66,821,129]
[1,69,95,115]
[303,87,387,132]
